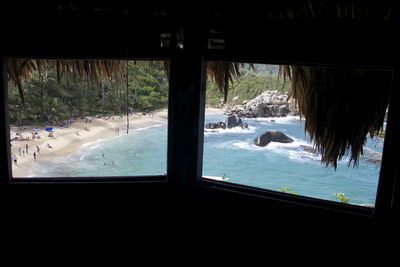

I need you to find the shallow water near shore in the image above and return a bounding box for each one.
[30,123,168,177]
[30,113,383,205]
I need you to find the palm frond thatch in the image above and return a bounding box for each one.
[283,65,391,168]
[207,61,244,102]
[8,59,246,105]
[7,59,126,104]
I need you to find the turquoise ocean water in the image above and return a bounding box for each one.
[203,113,383,205]
[30,123,168,177]
[30,112,383,205]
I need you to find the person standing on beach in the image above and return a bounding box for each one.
[12,154,17,165]
[26,143,29,154]
[33,152,37,161]
[36,145,40,154]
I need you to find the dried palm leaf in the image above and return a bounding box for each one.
[207,61,244,102]
[285,65,391,168]
[7,59,126,101]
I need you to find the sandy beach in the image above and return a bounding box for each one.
[10,108,222,177]
[10,110,169,177]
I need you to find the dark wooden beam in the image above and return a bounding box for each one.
[375,67,400,223]
[167,26,206,202]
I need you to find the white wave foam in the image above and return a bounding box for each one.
[249,115,302,124]
[264,138,310,149]
[134,123,163,132]
[79,153,89,161]
[227,137,321,163]
[218,138,365,166]
[232,141,254,150]
[204,126,257,136]
[284,148,321,163]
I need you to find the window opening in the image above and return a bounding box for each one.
[7,59,169,178]
[203,63,388,208]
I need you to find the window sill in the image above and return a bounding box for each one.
[199,177,375,218]
[9,175,167,184]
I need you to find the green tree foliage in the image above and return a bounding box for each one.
[127,62,168,111]
[8,61,169,126]
[333,192,351,204]
[278,187,298,195]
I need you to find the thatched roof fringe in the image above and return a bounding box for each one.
[207,61,244,102]
[7,59,126,104]
[284,65,391,168]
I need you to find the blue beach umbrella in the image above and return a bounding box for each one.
[45,127,53,131]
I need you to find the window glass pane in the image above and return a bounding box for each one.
[8,59,168,178]
[203,63,387,207]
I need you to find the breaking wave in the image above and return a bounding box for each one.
[204,126,257,136]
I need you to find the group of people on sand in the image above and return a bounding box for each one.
[11,114,128,169]
[12,132,42,141]
[12,143,45,165]
[11,124,57,165]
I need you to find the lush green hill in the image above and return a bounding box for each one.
[206,64,290,106]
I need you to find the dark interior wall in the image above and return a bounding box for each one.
[1,2,399,235]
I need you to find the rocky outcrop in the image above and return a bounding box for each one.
[253,130,294,147]
[224,90,298,118]
[204,121,226,129]
[205,115,248,130]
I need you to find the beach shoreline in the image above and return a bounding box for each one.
[10,108,223,177]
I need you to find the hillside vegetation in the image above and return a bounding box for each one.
[206,64,290,106]
[8,61,168,126]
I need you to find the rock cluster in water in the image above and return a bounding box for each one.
[224,90,298,118]
[205,115,248,130]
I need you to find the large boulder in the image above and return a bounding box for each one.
[226,115,238,128]
[253,130,294,147]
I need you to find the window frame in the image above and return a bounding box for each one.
[2,43,398,222]
[1,56,170,185]
[198,56,399,220]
